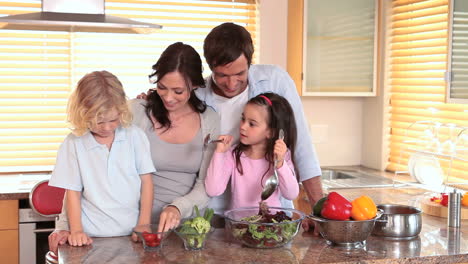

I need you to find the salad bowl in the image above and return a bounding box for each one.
[224,206,305,248]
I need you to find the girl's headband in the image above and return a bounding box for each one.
[259,95,272,106]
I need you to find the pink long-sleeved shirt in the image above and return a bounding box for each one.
[205,149,299,209]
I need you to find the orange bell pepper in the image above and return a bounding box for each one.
[350,195,377,220]
[462,194,468,207]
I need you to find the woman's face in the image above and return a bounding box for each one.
[156,71,191,112]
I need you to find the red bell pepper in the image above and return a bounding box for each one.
[440,193,448,207]
[320,192,352,220]
[430,193,449,207]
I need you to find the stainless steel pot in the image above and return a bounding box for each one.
[371,204,422,239]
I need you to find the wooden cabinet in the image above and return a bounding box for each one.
[0,200,19,264]
[287,0,380,96]
[287,0,304,96]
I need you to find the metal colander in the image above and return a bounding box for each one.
[308,210,383,248]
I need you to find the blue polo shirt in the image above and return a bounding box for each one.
[49,125,155,237]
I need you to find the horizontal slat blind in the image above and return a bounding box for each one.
[387,0,468,187]
[0,0,258,172]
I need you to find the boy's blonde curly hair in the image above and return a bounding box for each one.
[67,71,132,136]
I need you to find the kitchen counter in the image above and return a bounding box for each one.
[58,188,468,264]
[0,173,50,200]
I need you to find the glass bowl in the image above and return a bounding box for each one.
[224,206,305,248]
[173,223,214,250]
[133,224,172,251]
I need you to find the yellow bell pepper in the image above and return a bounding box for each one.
[350,195,377,220]
[462,194,468,207]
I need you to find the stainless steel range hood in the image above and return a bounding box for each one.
[0,0,162,33]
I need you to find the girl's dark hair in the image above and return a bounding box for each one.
[233,93,297,180]
[145,42,206,130]
[203,22,254,69]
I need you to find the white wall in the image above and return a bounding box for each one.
[259,0,287,70]
[259,0,375,168]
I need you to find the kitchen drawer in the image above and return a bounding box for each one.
[0,200,18,230]
[0,229,19,264]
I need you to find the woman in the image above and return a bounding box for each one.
[131,42,219,231]
[48,42,219,253]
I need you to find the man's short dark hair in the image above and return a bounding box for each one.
[203,22,254,69]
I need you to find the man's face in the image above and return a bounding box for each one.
[211,54,249,98]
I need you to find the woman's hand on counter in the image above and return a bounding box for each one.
[157,205,181,232]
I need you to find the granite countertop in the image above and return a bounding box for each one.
[58,188,468,264]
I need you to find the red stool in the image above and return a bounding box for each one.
[29,180,65,217]
[29,180,65,264]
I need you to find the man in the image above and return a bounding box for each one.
[196,22,323,232]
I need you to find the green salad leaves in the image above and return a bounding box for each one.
[231,210,299,248]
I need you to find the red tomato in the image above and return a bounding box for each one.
[146,241,158,247]
[143,233,157,242]
[263,241,276,247]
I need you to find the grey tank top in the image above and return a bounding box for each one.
[144,126,203,221]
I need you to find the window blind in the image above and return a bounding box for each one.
[0,0,258,173]
[387,0,468,187]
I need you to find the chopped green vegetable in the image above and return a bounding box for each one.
[232,226,248,238]
[241,214,263,223]
[230,209,299,248]
[191,216,211,234]
[281,221,299,240]
[177,205,214,249]
[248,224,264,240]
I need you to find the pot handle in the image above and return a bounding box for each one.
[375,209,387,222]
[307,214,327,222]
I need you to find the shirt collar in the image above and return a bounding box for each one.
[248,65,268,84]
[202,71,257,110]
[247,65,268,97]
[82,126,126,150]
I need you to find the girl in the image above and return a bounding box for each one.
[49,71,155,247]
[205,92,299,208]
